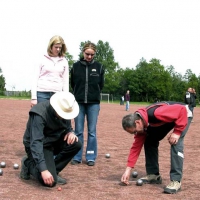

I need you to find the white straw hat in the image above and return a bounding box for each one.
[50,92,79,119]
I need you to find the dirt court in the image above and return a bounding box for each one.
[0,99,200,200]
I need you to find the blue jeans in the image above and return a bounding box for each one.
[73,103,100,163]
[126,101,130,111]
[37,92,55,103]
[189,105,194,120]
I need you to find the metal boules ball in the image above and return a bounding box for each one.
[13,163,19,169]
[105,153,110,158]
[136,179,143,186]
[0,161,6,168]
[132,171,138,178]
[0,168,3,176]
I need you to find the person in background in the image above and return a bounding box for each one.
[70,42,105,166]
[122,96,124,105]
[191,88,197,106]
[120,95,124,105]
[125,90,130,111]
[31,35,69,107]
[121,101,192,194]
[20,92,82,187]
[191,88,197,122]
[185,87,196,122]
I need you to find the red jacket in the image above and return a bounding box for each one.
[127,103,188,168]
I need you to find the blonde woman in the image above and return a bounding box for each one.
[31,35,69,107]
[70,42,105,166]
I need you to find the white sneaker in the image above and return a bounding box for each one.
[164,180,181,194]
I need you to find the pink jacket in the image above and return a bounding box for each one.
[31,54,69,99]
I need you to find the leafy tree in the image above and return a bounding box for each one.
[65,52,75,70]
[131,58,173,102]
[196,75,200,102]
[72,41,200,103]
[121,67,140,101]
[95,41,119,74]
[103,69,120,94]
[186,72,198,89]
[117,68,130,96]
[183,69,199,101]
[183,69,193,81]
[166,65,186,101]
[0,68,6,94]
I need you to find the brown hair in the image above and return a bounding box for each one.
[47,35,67,57]
[82,42,96,52]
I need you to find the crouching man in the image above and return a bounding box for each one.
[121,101,192,194]
[20,92,82,187]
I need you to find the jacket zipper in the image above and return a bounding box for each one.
[84,65,88,103]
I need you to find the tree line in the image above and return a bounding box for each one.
[1,40,200,102]
[66,40,200,103]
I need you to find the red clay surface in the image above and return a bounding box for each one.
[0,99,200,200]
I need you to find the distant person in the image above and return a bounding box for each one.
[70,42,105,166]
[120,95,124,105]
[154,97,159,103]
[185,87,196,122]
[31,35,69,107]
[121,101,192,194]
[20,92,82,187]
[191,88,197,122]
[125,90,130,111]
[191,88,197,107]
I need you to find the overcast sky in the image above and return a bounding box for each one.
[0,0,200,91]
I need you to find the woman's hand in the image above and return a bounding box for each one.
[31,99,37,107]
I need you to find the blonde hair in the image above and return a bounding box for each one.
[82,42,96,52]
[47,35,67,57]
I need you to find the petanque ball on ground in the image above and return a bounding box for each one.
[13,163,19,169]
[105,153,110,158]
[0,161,6,168]
[0,169,3,175]
[136,179,143,186]
[132,171,138,178]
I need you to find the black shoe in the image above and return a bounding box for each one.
[71,160,81,165]
[20,156,30,180]
[87,161,95,166]
[140,174,162,184]
[57,176,67,185]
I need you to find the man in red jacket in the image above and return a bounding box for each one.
[121,102,192,194]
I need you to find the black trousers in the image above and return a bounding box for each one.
[144,118,191,181]
[25,139,82,186]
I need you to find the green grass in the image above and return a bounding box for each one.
[0,96,30,100]
[102,100,150,106]
[1,96,198,107]
[103,100,200,107]
[0,97,150,105]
